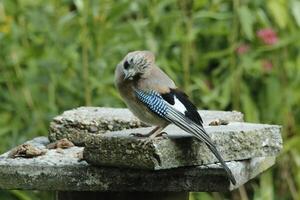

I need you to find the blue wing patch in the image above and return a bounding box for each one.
[134,90,168,117]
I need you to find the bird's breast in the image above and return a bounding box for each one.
[116,80,167,126]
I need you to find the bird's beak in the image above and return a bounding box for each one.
[124,74,130,80]
[124,73,133,80]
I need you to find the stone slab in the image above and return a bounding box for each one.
[0,137,275,192]
[49,107,244,145]
[83,122,282,170]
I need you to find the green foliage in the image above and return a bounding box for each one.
[0,0,299,199]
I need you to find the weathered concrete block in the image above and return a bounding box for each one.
[83,123,282,170]
[0,137,275,192]
[49,107,244,145]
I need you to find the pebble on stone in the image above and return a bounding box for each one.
[8,144,46,158]
[47,138,75,149]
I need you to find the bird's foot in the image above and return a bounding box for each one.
[137,132,168,148]
[138,138,153,148]
[156,132,168,139]
[147,131,168,140]
[129,132,149,138]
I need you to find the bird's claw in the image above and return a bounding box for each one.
[159,132,168,139]
[137,132,168,148]
[138,138,153,148]
[129,132,148,137]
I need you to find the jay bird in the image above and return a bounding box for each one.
[115,50,236,185]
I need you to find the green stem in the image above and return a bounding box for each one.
[230,0,240,110]
[82,1,91,106]
[180,1,193,95]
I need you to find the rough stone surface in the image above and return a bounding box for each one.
[0,137,275,192]
[49,107,244,145]
[83,122,282,170]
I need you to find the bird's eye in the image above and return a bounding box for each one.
[123,61,130,70]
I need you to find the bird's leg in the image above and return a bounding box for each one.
[148,126,166,139]
[130,126,160,138]
[139,126,168,147]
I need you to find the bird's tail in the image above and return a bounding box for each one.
[166,108,237,185]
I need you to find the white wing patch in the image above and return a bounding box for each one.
[171,96,187,114]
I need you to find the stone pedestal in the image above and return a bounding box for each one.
[0,107,283,200]
[56,192,188,200]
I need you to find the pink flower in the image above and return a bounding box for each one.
[236,44,250,55]
[257,28,278,45]
[262,60,273,72]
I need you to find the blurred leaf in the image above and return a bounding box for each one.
[74,0,83,12]
[260,171,274,200]
[190,192,214,200]
[238,5,255,40]
[282,135,300,153]
[256,8,271,26]
[193,10,232,20]
[291,0,300,27]
[0,127,11,137]
[9,190,32,200]
[240,83,259,122]
[267,0,288,28]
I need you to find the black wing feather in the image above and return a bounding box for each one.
[161,88,203,125]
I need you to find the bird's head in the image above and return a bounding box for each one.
[119,51,155,80]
